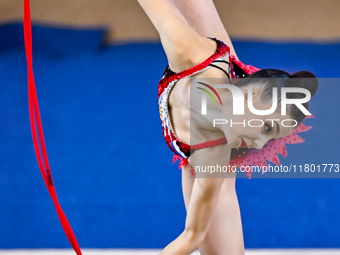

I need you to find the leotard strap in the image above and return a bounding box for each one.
[191,137,228,151]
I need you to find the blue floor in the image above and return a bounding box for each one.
[1,23,340,249]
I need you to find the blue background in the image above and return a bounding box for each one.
[1,23,340,248]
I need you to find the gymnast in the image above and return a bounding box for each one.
[137,0,318,254]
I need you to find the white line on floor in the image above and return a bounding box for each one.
[0,249,339,255]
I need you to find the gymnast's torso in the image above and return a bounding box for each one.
[158,37,232,159]
[168,54,230,145]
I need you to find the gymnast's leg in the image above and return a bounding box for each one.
[170,0,239,59]
[182,163,245,255]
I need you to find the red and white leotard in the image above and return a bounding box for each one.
[158,37,312,178]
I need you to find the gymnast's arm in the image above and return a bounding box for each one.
[169,0,239,60]
[159,144,232,255]
[137,0,217,73]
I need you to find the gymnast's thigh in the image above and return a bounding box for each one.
[198,177,245,255]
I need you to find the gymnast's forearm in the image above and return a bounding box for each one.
[169,0,239,59]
